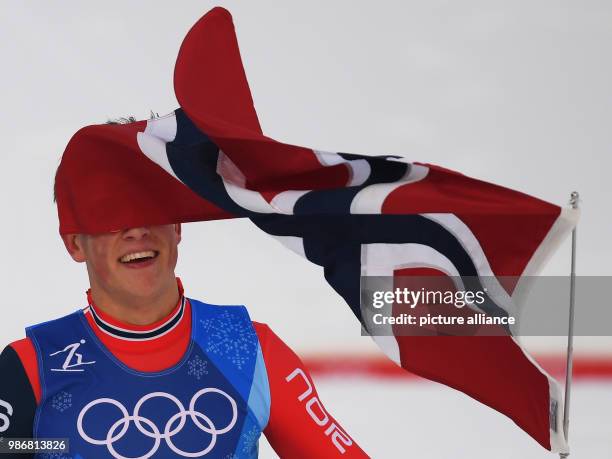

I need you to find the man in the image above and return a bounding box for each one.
[0,220,368,458]
[0,8,367,454]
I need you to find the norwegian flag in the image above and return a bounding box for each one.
[55,7,577,453]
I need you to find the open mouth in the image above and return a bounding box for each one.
[118,250,159,264]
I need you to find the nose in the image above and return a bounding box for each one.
[121,227,151,240]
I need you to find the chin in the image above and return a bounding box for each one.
[121,276,164,298]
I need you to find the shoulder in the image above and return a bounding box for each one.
[26,310,83,333]
[187,297,248,311]
[250,322,299,361]
[251,321,272,346]
[251,321,271,335]
[1,341,26,368]
[3,338,41,404]
[5,338,37,382]
[187,298,256,324]
[186,300,290,352]
[7,338,36,364]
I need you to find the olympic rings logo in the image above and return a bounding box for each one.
[77,388,238,459]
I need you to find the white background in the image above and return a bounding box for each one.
[1,1,610,457]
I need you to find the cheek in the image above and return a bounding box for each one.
[159,228,180,268]
[167,242,179,269]
[87,245,116,283]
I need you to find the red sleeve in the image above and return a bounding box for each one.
[9,338,41,404]
[253,323,369,459]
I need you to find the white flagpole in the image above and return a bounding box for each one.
[559,191,579,459]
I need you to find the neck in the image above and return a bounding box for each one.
[88,280,180,326]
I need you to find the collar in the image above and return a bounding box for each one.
[84,278,187,341]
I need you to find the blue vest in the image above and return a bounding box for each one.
[26,299,271,459]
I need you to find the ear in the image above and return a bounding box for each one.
[175,223,182,245]
[61,234,87,263]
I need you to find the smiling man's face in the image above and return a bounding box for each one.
[62,224,181,306]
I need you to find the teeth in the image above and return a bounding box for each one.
[120,251,156,263]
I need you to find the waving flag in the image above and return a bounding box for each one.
[54,7,577,453]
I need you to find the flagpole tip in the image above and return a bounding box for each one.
[569,191,579,209]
